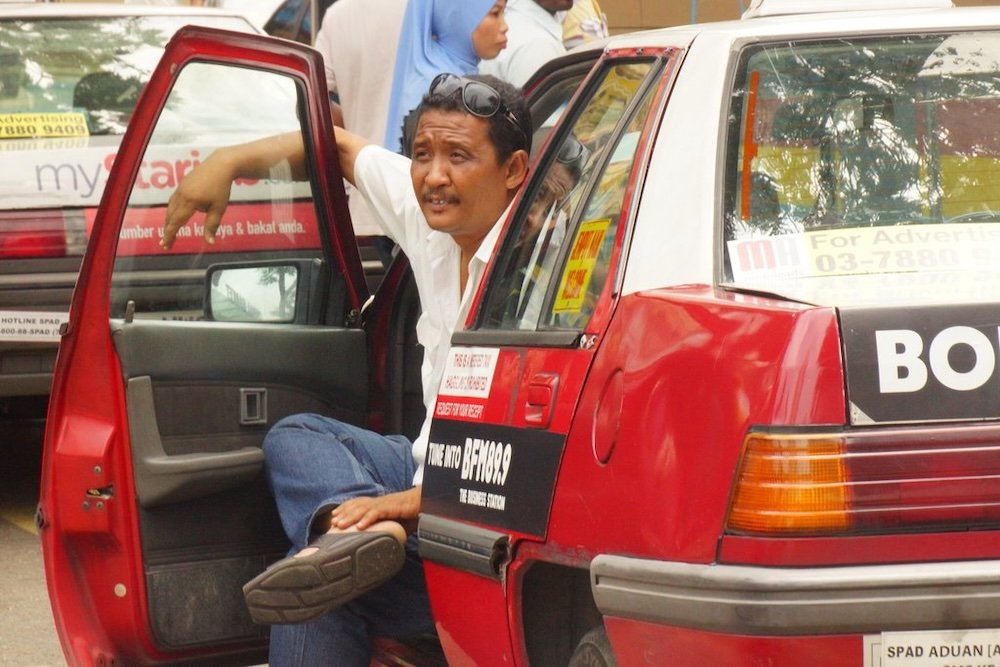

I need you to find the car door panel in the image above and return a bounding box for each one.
[41,27,370,665]
[113,208,379,645]
[419,51,677,666]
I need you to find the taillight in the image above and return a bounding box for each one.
[0,210,77,259]
[727,425,1000,535]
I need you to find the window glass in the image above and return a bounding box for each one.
[481,61,656,331]
[110,62,323,321]
[548,90,655,329]
[0,16,253,136]
[264,0,306,41]
[527,69,591,161]
[0,15,256,262]
[725,32,1000,295]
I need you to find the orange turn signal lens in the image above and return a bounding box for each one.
[727,432,850,534]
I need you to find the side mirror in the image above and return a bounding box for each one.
[205,259,323,323]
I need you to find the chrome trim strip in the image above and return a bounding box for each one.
[592,555,1000,635]
[418,514,509,581]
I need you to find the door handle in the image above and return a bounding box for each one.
[240,387,267,425]
[523,373,559,428]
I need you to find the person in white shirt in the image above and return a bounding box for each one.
[313,0,407,256]
[160,72,531,667]
[479,0,574,87]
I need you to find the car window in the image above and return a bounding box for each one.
[480,60,659,332]
[0,16,252,139]
[263,0,307,41]
[264,0,334,44]
[110,61,324,321]
[0,12,257,269]
[724,31,1000,295]
[527,69,592,162]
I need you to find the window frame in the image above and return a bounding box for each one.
[466,52,674,347]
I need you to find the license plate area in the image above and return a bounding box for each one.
[865,629,1000,666]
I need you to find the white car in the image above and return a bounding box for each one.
[0,3,259,424]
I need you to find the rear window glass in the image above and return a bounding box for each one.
[724,32,1000,291]
[0,15,253,137]
[0,14,256,215]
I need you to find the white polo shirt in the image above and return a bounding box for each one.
[353,144,506,484]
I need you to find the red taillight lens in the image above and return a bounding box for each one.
[727,425,1000,535]
[0,211,69,259]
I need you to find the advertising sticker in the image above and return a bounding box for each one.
[84,201,322,256]
[728,223,1000,282]
[0,113,88,139]
[434,346,499,423]
[554,218,611,313]
[422,420,564,537]
[841,303,1000,423]
[0,310,68,342]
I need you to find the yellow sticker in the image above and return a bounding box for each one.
[0,112,89,139]
[553,218,611,313]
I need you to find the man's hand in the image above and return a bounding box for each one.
[161,147,237,249]
[161,132,309,250]
[330,487,421,533]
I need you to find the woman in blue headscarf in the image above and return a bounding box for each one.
[384,0,508,153]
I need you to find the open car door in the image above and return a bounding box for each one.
[38,26,370,666]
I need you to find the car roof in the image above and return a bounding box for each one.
[0,2,254,20]
[603,4,1000,52]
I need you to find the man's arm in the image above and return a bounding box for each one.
[161,126,371,249]
[331,125,369,186]
[330,100,345,129]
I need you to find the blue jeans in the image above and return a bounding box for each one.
[262,414,435,667]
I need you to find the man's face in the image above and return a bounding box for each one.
[535,0,574,13]
[410,109,524,247]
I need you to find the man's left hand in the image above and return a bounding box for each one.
[330,486,421,533]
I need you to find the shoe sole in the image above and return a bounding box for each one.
[243,533,405,625]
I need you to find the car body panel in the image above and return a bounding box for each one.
[45,3,1000,666]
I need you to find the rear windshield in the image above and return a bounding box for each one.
[0,15,252,137]
[0,14,263,212]
[724,32,1000,293]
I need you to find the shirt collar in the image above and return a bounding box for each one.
[473,201,513,269]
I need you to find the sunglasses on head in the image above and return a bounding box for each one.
[429,73,528,146]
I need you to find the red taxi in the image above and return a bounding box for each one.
[41,1,1000,665]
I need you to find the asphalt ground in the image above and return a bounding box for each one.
[0,424,66,667]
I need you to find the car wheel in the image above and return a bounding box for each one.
[567,626,617,667]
